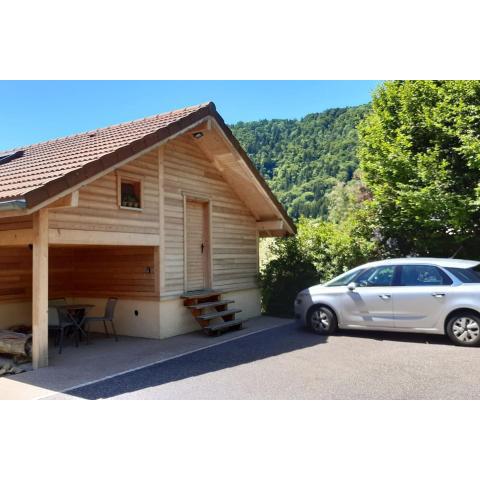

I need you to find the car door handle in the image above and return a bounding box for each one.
[379,294,391,299]
[432,293,446,298]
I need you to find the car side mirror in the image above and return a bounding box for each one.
[347,282,357,291]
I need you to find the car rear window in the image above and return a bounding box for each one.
[446,265,480,283]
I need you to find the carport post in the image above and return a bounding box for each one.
[32,209,49,369]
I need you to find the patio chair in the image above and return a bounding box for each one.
[83,298,119,342]
[49,304,79,354]
[48,297,67,328]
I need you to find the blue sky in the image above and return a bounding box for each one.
[0,81,381,151]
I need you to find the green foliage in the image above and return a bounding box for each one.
[259,217,376,315]
[296,217,376,282]
[325,172,372,224]
[231,105,369,219]
[359,80,480,258]
[258,236,318,316]
[248,81,480,314]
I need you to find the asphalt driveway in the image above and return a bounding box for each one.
[49,321,480,400]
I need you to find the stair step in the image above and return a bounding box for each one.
[205,317,244,332]
[181,289,222,300]
[197,308,242,321]
[186,300,234,310]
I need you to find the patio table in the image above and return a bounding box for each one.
[54,304,94,344]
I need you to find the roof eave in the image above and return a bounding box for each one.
[207,106,296,235]
[22,104,215,211]
[17,102,295,235]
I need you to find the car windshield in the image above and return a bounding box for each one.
[324,268,364,287]
[446,264,480,283]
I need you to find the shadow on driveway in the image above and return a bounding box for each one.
[64,323,327,399]
[336,329,452,346]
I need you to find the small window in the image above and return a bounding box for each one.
[118,175,143,210]
[356,266,395,287]
[399,265,452,286]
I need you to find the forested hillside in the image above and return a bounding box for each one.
[231,104,370,218]
[256,81,480,315]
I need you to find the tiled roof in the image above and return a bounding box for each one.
[0,101,296,234]
[0,102,211,204]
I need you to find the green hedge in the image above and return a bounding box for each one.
[259,217,376,316]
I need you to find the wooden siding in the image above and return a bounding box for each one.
[0,216,33,231]
[163,136,258,295]
[49,150,160,235]
[67,246,157,299]
[0,245,157,304]
[0,246,32,302]
[0,131,259,302]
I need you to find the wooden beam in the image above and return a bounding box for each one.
[32,209,49,369]
[0,229,33,246]
[256,220,284,231]
[0,208,29,220]
[153,246,160,295]
[207,200,213,289]
[209,118,295,235]
[183,194,188,292]
[256,230,260,275]
[49,229,160,246]
[0,191,78,219]
[47,191,79,209]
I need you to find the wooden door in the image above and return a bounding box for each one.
[185,199,209,291]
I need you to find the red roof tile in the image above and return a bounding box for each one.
[0,102,210,202]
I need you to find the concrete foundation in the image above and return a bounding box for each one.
[0,288,261,340]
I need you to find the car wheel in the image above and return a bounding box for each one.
[308,306,337,335]
[446,312,480,347]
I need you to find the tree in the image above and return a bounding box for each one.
[325,171,372,224]
[258,216,376,315]
[296,216,376,282]
[358,80,480,258]
[258,235,318,316]
[231,105,370,219]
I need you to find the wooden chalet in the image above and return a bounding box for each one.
[0,102,295,368]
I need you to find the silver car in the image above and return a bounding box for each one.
[294,258,480,347]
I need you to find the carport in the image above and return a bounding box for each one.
[0,207,160,369]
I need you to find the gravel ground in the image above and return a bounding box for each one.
[50,322,480,400]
